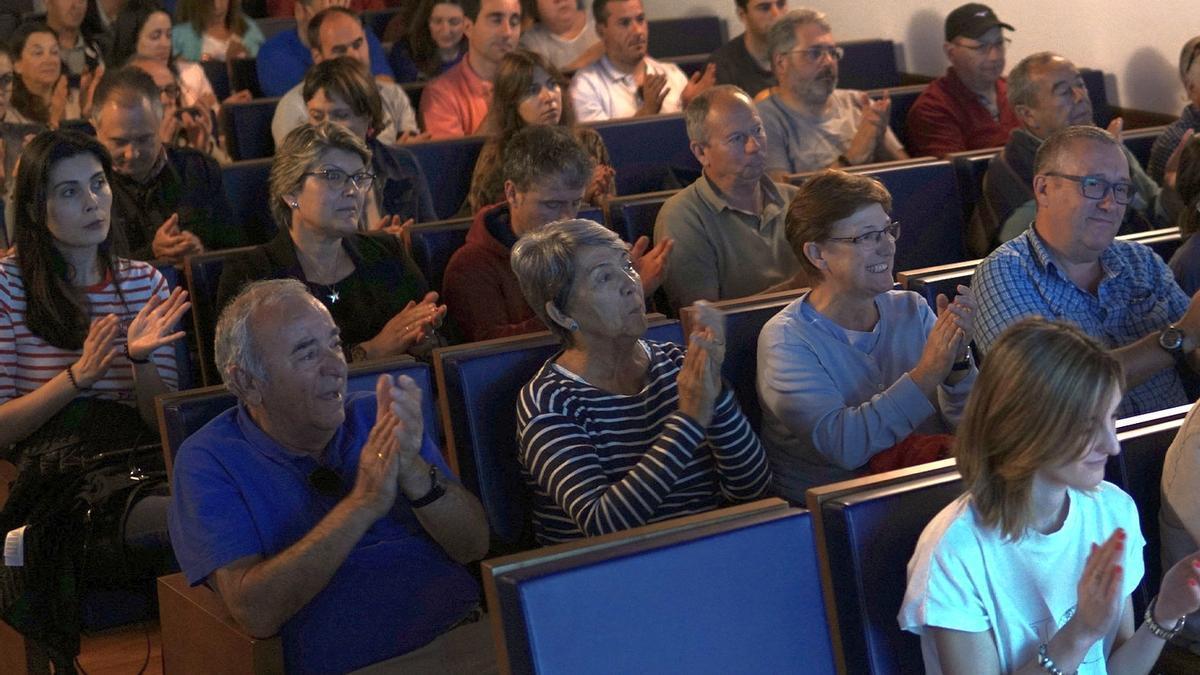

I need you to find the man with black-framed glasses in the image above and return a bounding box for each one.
[758,8,907,180]
[906,3,1020,157]
[974,125,1200,417]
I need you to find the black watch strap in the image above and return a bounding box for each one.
[410,464,445,508]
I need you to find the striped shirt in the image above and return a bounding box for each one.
[517,340,772,544]
[0,256,178,405]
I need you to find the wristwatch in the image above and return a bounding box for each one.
[951,345,973,371]
[1159,325,1186,356]
[410,464,445,508]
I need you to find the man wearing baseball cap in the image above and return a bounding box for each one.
[905,3,1019,157]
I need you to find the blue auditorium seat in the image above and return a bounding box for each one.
[201,59,231,102]
[863,160,969,273]
[156,357,438,476]
[841,39,901,90]
[406,136,486,219]
[647,16,724,59]
[681,290,803,434]
[220,97,278,161]
[152,263,196,392]
[607,189,677,243]
[183,246,255,386]
[591,114,700,196]
[897,260,978,309]
[822,471,964,674]
[408,218,470,293]
[1123,125,1167,170]
[221,158,276,245]
[229,57,262,98]
[484,504,837,675]
[1105,406,1189,614]
[1081,68,1111,129]
[434,319,684,550]
[874,84,927,149]
[401,81,426,111]
[949,149,996,222]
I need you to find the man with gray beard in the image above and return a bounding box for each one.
[758,8,907,180]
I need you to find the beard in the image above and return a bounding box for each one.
[796,68,837,107]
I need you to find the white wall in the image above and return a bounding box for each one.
[642,0,1197,115]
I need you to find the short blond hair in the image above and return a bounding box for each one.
[956,318,1124,541]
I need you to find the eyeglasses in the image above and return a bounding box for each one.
[788,45,844,62]
[826,221,901,246]
[0,73,13,90]
[158,83,181,99]
[1043,172,1135,205]
[303,168,376,191]
[308,466,345,498]
[952,37,1011,55]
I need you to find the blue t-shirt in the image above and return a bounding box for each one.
[256,29,395,98]
[167,392,479,674]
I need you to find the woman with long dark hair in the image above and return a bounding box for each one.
[389,0,467,82]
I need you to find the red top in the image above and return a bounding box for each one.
[905,68,1019,158]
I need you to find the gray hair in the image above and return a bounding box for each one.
[510,218,628,345]
[1034,125,1122,175]
[269,122,371,230]
[1007,51,1068,110]
[214,278,318,387]
[766,8,831,63]
[502,124,593,193]
[1180,36,1200,87]
[685,84,753,144]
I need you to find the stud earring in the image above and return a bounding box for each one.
[568,320,580,331]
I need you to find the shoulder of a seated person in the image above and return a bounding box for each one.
[167,145,220,175]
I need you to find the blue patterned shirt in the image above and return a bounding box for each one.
[974,226,1190,416]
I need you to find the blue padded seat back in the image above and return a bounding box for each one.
[201,59,231,102]
[646,16,724,59]
[591,115,700,195]
[1080,69,1111,129]
[221,98,278,161]
[152,263,194,391]
[721,300,791,433]
[609,192,674,243]
[440,321,684,549]
[229,57,262,98]
[864,161,967,273]
[160,360,438,472]
[1105,412,1188,614]
[905,267,976,309]
[951,152,994,222]
[408,218,470,293]
[840,39,900,90]
[496,509,836,675]
[221,158,277,245]
[184,247,253,386]
[406,136,485,219]
[883,86,925,148]
[824,472,964,675]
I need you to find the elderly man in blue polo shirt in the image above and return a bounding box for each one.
[974,125,1200,417]
[168,279,493,674]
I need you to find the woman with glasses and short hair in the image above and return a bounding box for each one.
[216,123,445,363]
[757,169,977,499]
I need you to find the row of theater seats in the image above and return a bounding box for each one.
[147,334,1192,673]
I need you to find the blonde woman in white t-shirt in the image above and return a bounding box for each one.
[900,318,1200,675]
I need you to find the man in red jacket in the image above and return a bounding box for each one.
[443,125,669,342]
[905,3,1019,157]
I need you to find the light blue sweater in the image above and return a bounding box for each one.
[172,16,264,62]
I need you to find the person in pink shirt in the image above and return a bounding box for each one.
[420,0,521,138]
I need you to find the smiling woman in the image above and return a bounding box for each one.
[216,122,444,365]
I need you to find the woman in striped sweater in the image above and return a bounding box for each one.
[511,218,772,545]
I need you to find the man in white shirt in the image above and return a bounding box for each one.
[271,7,420,147]
[569,0,715,122]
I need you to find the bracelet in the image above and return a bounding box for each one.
[65,365,86,391]
[951,346,973,371]
[1036,643,1073,675]
[1144,596,1187,640]
[123,343,151,364]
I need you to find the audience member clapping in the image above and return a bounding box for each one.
[217,122,444,363]
[519,0,602,72]
[90,66,241,262]
[126,53,227,162]
[272,6,419,147]
[301,57,436,229]
[759,9,907,179]
[758,169,975,498]
[7,23,81,126]
[901,318,1200,675]
[171,0,265,63]
[465,49,613,215]
[389,0,467,82]
[0,130,189,664]
[511,218,771,544]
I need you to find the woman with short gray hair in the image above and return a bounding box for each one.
[216,123,444,366]
[512,218,772,544]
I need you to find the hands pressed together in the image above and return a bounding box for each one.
[360,291,446,360]
[911,285,975,395]
[629,235,672,296]
[72,287,190,388]
[677,300,726,428]
[350,373,429,519]
[845,91,893,166]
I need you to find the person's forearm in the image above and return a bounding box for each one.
[224,497,378,637]
[132,358,174,427]
[407,477,490,563]
[0,372,79,447]
[1008,619,1095,675]
[1112,333,1176,389]
[1105,622,1169,675]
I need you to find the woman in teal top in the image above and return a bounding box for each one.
[172,0,264,62]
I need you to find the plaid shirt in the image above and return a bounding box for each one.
[974,226,1190,416]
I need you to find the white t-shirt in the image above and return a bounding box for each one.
[570,55,689,122]
[899,482,1144,675]
[519,14,599,71]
